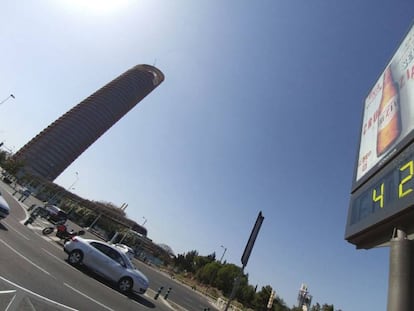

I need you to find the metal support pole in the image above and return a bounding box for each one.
[109,232,119,244]
[119,227,131,244]
[224,265,244,311]
[220,245,227,263]
[88,213,102,230]
[387,228,412,311]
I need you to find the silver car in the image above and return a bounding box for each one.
[0,191,10,219]
[64,237,149,294]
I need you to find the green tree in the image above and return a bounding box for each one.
[321,304,334,311]
[184,250,198,273]
[0,150,8,165]
[236,283,256,308]
[196,261,221,284]
[2,157,24,175]
[171,249,337,311]
[252,285,274,311]
[215,264,242,296]
[173,250,199,273]
[274,299,290,311]
[192,252,216,274]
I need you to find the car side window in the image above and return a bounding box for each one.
[108,249,125,266]
[91,242,111,255]
[90,242,125,266]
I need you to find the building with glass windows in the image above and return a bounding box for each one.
[13,64,164,180]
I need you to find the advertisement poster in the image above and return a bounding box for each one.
[356,24,414,182]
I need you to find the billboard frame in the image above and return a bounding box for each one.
[347,21,414,248]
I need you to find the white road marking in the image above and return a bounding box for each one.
[41,248,64,262]
[6,291,18,310]
[64,282,115,311]
[0,247,114,311]
[2,222,30,240]
[0,238,51,276]
[0,276,77,310]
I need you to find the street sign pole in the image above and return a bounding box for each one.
[224,266,244,311]
[224,211,264,311]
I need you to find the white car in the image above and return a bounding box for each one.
[0,191,10,219]
[114,243,135,259]
[64,237,148,294]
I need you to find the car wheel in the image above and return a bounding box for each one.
[118,277,133,293]
[42,227,54,235]
[68,250,83,266]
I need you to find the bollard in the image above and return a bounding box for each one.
[164,287,172,300]
[24,214,36,226]
[154,286,163,300]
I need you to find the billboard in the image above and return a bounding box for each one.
[354,24,414,189]
[346,23,414,248]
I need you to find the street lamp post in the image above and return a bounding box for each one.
[205,244,228,294]
[0,94,15,106]
[220,245,227,263]
[67,172,79,190]
[48,172,78,204]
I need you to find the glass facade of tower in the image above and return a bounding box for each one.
[13,64,164,180]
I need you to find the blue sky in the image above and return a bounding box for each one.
[1,1,414,310]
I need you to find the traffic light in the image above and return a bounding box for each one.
[267,289,275,309]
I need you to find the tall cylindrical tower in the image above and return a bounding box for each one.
[13,64,164,180]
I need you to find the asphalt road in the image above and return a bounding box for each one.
[0,181,218,311]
